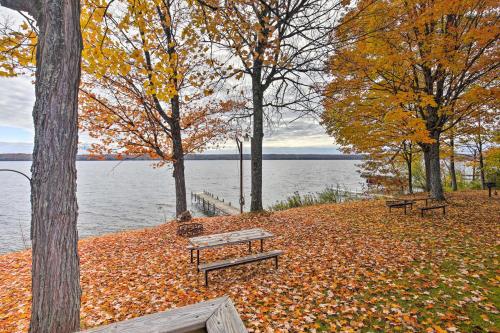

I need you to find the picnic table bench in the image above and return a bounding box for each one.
[199,250,283,286]
[387,196,437,215]
[420,204,447,217]
[188,228,281,286]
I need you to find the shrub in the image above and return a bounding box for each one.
[269,186,357,211]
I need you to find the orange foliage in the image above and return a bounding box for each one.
[78,0,237,162]
[322,0,499,180]
[1,191,498,332]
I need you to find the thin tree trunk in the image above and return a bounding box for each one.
[403,141,413,194]
[28,0,82,331]
[171,95,187,217]
[155,4,187,217]
[250,66,264,212]
[449,137,457,191]
[423,148,431,192]
[477,113,486,189]
[407,157,413,194]
[472,150,477,181]
[478,139,485,190]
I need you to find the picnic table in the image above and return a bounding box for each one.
[387,195,437,214]
[188,228,274,269]
[386,199,414,214]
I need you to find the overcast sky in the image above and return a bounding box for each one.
[0,8,340,155]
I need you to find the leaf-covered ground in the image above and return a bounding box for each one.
[0,191,498,332]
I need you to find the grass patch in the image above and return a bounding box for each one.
[269,186,359,211]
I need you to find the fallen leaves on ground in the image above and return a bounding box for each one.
[0,191,499,332]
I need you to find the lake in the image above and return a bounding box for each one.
[0,160,363,253]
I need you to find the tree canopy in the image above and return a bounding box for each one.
[323,0,499,198]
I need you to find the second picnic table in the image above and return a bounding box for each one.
[188,228,275,271]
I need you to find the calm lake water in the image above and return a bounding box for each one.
[0,160,363,253]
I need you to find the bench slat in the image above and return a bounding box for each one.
[199,250,283,272]
[419,204,447,217]
[387,202,411,207]
[420,205,446,210]
[189,228,274,250]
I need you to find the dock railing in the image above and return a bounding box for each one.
[192,191,241,216]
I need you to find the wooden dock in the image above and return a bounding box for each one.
[192,191,241,216]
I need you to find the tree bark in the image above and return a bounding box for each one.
[478,139,485,190]
[472,150,477,181]
[28,0,82,332]
[476,113,486,189]
[423,148,431,192]
[250,68,264,212]
[171,95,187,217]
[407,157,413,194]
[449,137,457,191]
[427,137,445,201]
[403,141,413,194]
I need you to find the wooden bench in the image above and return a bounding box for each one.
[386,200,414,214]
[78,296,247,332]
[198,250,283,286]
[419,204,446,217]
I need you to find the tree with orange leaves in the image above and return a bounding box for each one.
[323,0,499,200]
[79,0,237,217]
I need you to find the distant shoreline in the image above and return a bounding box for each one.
[0,153,365,161]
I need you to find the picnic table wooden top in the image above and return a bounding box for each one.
[390,196,435,203]
[398,196,434,200]
[189,228,274,250]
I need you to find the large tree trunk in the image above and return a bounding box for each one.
[427,137,445,201]
[449,137,458,191]
[250,88,264,212]
[171,95,187,217]
[250,84,264,212]
[28,0,82,332]
[250,70,264,212]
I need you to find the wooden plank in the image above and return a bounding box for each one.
[190,228,272,243]
[199,250,284,271]
[386,202,412,208]
[189,228,274,250]
[206,298,248,333]
[420,205,446,210]
[79,297,228,333]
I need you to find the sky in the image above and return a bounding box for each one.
[0,8,341,155]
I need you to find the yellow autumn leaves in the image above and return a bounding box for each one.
[322,0,499,157]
